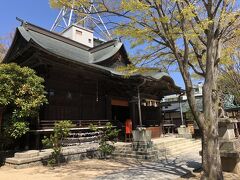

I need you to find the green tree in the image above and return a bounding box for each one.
[0,44,7,62]
[0,32,13,62]
[218,55,240,104]
[50,0,240,179]
[0,63,47,139]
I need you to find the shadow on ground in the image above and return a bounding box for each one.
[0,156,201,180]
[93,157,202,180]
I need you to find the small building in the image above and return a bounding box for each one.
[161,83,203,128]
[2,21,180,148]
[161,83,240,135]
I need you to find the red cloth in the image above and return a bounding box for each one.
[125,119,132,134]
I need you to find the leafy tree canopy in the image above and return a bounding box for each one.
[50,0,240,72]
[0,44,7,62]
[218,56,240,104]
[0,63,47,138]
[50,1,240,179]
[0,63,47,119]
[0,32,13,62]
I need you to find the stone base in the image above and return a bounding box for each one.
[177,134,192,139]
[221,156,240,174]
[177,126,192,139]
[15,150,39,159]
[220,139,240,151]
[132,129,151,142]
[132,141,153,151]
[5,145,99,169]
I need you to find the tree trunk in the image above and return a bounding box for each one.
[201,118,223,180]
[201,37,223,179]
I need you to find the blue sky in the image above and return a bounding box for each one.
[0,0,185,88]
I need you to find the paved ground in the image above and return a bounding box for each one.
[0,150,201,180]
[94,152,201,180]
[1,144,239,180]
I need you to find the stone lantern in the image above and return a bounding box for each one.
[219,117,240,174]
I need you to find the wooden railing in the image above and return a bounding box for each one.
[39,119,110,129]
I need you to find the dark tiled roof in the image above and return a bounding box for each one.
[7,22,176,82]
[17,23,123,64]
[3,21,180,95]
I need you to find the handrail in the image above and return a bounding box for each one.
[38,119,112,130]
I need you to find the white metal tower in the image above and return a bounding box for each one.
[50,0,112,41]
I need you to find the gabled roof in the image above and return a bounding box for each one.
[3,20,181,95]
[5,22,125,65]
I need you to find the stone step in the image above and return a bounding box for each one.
[154,138,195,145]
[115,147,156,152]
[112,153,158,160]
[164,141,201,151]
[113,149,200,161]
[154,139,194,147]
[167,147,201,156]
[113,138,202,161]
[114,143,132,148]
[153,140,201,157]
[168,146,201,157]
[164,142,201,154]
[113,150,158,156]
[154,139,201,150]
[166,142,201,154]
[153,145,201,158]
[14,150,39,159]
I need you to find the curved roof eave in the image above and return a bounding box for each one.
[103,68,180,92]
[2,28,21,63]
[91,41,123,63]
[18,26,92,63]
[17,25,127,65]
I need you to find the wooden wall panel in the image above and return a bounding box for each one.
[146,126,162,138]
[141,106,162,126]
[111,99,129,106]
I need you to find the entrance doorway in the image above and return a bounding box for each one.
[112,105,130,124]
[111,99,130,141]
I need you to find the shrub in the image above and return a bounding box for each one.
[4,121,29,139]
[90,122,119,159]
[42,120,74,166]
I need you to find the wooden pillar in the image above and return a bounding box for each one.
[158,106,162,126]
[35,133,40,149]
[105,95,112,121]
[25,133,30,150]
[0,107,3,132]
[130,102,137,130]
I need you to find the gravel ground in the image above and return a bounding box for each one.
[0,151,202,180]
[0,159,130,180]
[0,144,239,180]
[94,152,202,180]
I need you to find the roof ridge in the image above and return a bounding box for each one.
[89,40,119,53]
[22,21,91,51]
[21,21,122,54]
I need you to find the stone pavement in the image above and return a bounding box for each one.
[94,150,202,180]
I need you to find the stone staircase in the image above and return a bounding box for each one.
[154,137,201,157]
[112,137,201,161]
[112,143,158,161]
